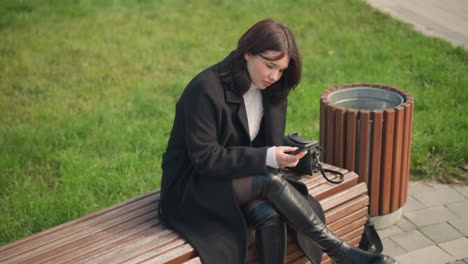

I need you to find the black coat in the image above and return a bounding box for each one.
[159,55,324,264]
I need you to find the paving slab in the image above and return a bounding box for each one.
[420,222,465,243]
[413,188,466,207]
[403,195,426,213]
[446,200,468,218]
[407,181,435,195]
[378,225,404,239]
[390,229,434,251]
[453,185,468,199]
[430,183,454,191]
[404,205,459,227]
[396,216,417,232]
[394,245,456,264]
[449,217,468,236]
[439,237,468,260]
[381,237,407,257]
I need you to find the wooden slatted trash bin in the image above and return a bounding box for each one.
[319,83,414,228]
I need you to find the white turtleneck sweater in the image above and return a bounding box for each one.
[243,83,278,169]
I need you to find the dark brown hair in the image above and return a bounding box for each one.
[221,19,302,101]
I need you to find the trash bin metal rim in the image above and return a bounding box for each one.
[326,87,406,111]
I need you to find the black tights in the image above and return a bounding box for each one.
[232,175,286,264]
[232,176,264,212]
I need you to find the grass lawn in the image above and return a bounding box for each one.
[1,0,466,245]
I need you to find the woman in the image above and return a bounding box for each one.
[159,19,395,264]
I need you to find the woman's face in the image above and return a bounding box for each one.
[244,50,290,90]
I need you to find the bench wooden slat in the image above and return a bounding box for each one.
[140,243,197,264]
[86,229,183,264]
[16,210,158,264]
[320,183,367,211]
[308,171,358,200]
[302,167,359,201]
[71,227,168,264]
[334,218,367,238]
[49,220,160,264]
[284,244,306,263]
[181,257,202,264]
[0,192,158,261]
[324,195,368,224]
[289,256,308,264]
[328,207,368,231]
[4,204,158,262]
[296,164,350,189]
[121,239,189,264]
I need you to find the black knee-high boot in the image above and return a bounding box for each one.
[252,172,395,264]
[246,202,286,264]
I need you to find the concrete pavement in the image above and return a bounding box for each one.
[365,0,468,49]
[377,181,468,263]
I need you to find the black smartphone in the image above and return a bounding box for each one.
[288,141,316,155]
[289,147,308,155]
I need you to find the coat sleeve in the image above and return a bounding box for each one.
[182,74,270,179]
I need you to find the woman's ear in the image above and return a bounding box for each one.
[244,53,251,61]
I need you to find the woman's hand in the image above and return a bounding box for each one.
[275,146,308,168]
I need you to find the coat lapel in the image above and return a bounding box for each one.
[262,92,287,147]
[225,87,250,141]
[237,100,250,140]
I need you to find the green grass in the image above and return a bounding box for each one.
[1,0,466,245]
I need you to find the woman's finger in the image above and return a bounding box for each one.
[285,154,300,165]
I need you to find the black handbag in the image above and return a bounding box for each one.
[283,132,344,184]
[359,217,384,253]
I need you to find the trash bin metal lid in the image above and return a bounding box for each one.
[327,87,405,111]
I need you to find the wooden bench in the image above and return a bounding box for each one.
[0,164,369,264]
